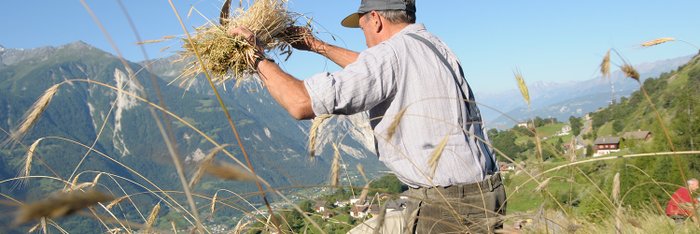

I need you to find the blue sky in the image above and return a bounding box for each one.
[1,1,698,93]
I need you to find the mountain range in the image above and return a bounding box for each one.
[0,42,383,231]
[476,55,693,129]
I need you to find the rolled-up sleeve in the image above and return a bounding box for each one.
[303,44,398,116]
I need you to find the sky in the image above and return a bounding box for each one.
[1,1,698,93]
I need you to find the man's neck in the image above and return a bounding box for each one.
[379,23,412,42]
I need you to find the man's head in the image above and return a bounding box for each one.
[689,179,699,192]
[341,0,416,47]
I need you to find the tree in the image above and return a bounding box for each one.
[569,116,582,136]
[612,120,624,134]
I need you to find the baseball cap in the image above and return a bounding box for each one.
[341,0,416,28]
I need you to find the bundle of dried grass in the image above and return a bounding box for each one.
[14,189,113,225]
[176,0,303,87]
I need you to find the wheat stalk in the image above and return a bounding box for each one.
[428,135,450,176]
[145,202,161,232]
[601,49,611,78]
[8,84,61,143]
[330,144,341,187]
[308,114,332,158]
[189,144,230,188]
[14,189,113,225]
[372,203,387,234]
[105,195,128,210]
[621,64,640,81]
[20,138,43,183]
[513,68,530,107]
[535,178,552,192]
[357,164,368,183]
[358,182,371,205]
[386,107,407,139]
[612,172,621,204]
[202,161,258,182]
[211,192,219,216]
[641,37,675,47]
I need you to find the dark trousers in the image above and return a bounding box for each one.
[403,173,507,233]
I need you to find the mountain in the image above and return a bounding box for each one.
[0,43,383,232]
[477,55,693,129]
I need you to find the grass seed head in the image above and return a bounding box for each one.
[202,161,258,182]
[7,84,60,144]
[386,108,407,139]
[621,64,640,81]
[513,68,530,107]
[308,114,332,159]
[535,178,552,192]
[600,50,611,78]
[14,189,113,225]
[189,144,230,188]
[641,37,675,47]
[428,135,450,176]
[612,172,621,204]
[330,144,341,187]
[145,202,161,230]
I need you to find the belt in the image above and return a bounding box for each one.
[409,173,503,198]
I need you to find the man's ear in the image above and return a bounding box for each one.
[370,11,382,33]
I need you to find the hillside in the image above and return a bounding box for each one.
[0,42,385,232]
[480,55,693,129]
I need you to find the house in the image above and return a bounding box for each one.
[350,204,369,219]
[517,122,529,128]
[334,200,349,208]
[314,201,328,213]
[349,197,362,205]
[498,162,515,172]
[593,136,621,156]
[557,125,572,136]
[322,211,334,220]
[622,130,652,141]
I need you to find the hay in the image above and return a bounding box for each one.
[176,0,303,87]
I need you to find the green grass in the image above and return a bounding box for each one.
[536,123,567,138]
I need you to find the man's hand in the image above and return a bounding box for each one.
[286,26,325,53]
[228,27,264,56]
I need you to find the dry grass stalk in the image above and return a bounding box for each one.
[91,173,103,188]
[358,183,371,205]
[21,138,43,181]
[372,204,387,234]
[14,189,113,225]
[7,84,60,144]
[612,172,621,204]
[428,135,450,176]
[308,114,332,158]
[386,107,407,139]
[105,195,128,210]
[641,37,675,47]
[176,0,303,86]
[211,192,218,216]
[357,164,368,183]
[232,219,251,234]
[600,49,611,78]
[202,161,258,182]
[170,221,177,233]
[145,202,161,231]
[535,178,552,192]
[330,144,341,187]
[513,68,530,107]
[621,64,640,81]
[189,144,230,188]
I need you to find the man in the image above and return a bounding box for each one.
[230,0,506,232]
[666,179,699,223]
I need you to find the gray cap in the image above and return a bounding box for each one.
[341,0,416,28]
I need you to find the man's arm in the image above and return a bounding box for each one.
[257,60,315,120]
[229,27,315,120]
[287,27,359,68]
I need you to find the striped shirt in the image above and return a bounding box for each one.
[304,23,497,188]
